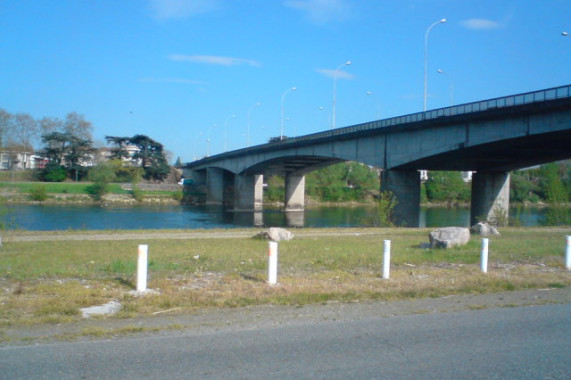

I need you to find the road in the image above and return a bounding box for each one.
[1,302,569,379]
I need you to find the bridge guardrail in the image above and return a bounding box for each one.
[284,84,571,145]
[187,84,570,165]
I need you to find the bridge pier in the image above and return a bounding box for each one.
[285,174,305,211]
[380,170,421,227]
[205,168,224,205]
[234,174,264,211]
[470,172,510,226]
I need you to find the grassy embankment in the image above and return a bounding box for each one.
[0,181,183,203]
[0,228,569,332]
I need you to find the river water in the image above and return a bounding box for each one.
[5,204,551,231]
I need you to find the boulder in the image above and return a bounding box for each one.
[429,227,470,249]
[254,227,294,242]
[470,222,500,236]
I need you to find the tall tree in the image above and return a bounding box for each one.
[12,113,38,151]
[0,108,13,148]
[64,112,93,140]
[105,134,170,181]
[41,131,94,179]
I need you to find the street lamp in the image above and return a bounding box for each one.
[247,102,261,147]
[223,114,235,152]
[332,61,351,129]
[436,69,454,106]
[424,18,447,111]
[281,86,296,140]
[562,32,569,36]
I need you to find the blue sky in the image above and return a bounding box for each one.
[1,0,570,162]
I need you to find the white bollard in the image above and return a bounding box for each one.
[565,236,571,271]
[137,244,148,292]
[382,240,391,279]
[268,241,278,285]
[481,238,489,273]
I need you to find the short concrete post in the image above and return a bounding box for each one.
[268,241,278,285]
[137,244,148,292]
[565,236,571,271]
[481,238,489,273]
[382,240,391,279]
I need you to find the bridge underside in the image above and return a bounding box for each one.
[395,129,571,172]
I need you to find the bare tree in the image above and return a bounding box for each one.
[38,116,63,136]
[0,108,13,148]
[64,112,93,140]
[12,113,38,151]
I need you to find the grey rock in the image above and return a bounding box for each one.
[254,227,294,242]
[429,227,470,249]
[470,222,500,236]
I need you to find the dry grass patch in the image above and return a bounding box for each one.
[0,227,569,327]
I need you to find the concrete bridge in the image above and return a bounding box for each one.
[183,85,571,227]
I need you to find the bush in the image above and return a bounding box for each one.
[29,184,48,202]
[377,190,398,227]
[39,163,67,182]
[86,182,109,201]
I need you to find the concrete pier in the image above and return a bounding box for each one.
[285,174,305,211]
[234,174,263,211]
[470,171,510,226]
[380,170,421,227]
[205,168,224,205]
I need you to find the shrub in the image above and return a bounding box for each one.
[377,190,398,227]
[29,184,48,202]
[39,163,67,182]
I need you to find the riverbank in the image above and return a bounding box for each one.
[1,227,569,344]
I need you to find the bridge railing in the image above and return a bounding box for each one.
[285,84,570,145]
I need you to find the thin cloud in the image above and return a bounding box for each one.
[284,0,352,25]
[169,54,261,67]
[149,0,220,20]
[460,18,502,30]
[316,68,354,80]
[139,77,207,85]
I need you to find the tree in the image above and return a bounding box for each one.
[12,113,38,151]
[424,171,470,204]
[40,131,95,179]
[105,134,170,181]
[64,112,93,140]
[0,108,13,148]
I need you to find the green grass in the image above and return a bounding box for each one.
[0,228,569,327]
[0,182,131,195]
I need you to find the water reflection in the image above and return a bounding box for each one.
[5,204,551,231]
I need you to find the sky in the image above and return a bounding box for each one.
[1,0,570,163]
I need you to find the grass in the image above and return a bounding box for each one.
[0,227,569,328]
[0,182,131,195]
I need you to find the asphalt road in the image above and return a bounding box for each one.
[1,303,570,380]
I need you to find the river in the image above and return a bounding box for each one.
[4,204,551,231]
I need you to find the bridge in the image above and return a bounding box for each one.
[183,84,571,227]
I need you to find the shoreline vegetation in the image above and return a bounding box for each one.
[0,227,570,343]
[0,181,566,209]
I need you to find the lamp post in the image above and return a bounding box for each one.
[247,102,261,147]
[424,18,447,111]
[436,69,454,106]
[332,61,351,129]
[223,114,235,152]
[281,87,296,140]
[562,32,569,36]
